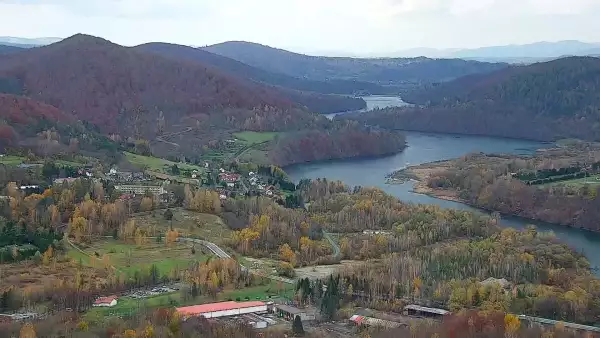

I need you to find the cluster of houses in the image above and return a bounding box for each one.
[106,168,147,182]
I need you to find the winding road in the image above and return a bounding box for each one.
[156,127,193,148]
[68,235,296,284]
[176,237,295,284]
[323,231,341,258]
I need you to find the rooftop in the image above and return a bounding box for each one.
[177,301,265,315]
[404,304,450,315]
[94,296,118,304]
[350,315,405,328]
[518,315,600,333]
[275,304,305,315]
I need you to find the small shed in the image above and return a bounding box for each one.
[274,304,314,321]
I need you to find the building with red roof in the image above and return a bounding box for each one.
[93,296,118,307]
[177,301,267,319]
[219,173,240,183]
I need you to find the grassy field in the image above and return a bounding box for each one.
[68,239,208,277]
[0,156,88,167]
[85,279,294,322]
[133,209,233,246]
[124,152,204,175]
[234,131,280,144]
[0,155,26,165]
[542,174,600,188]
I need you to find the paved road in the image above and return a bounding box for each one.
[305,204,341,259]
[177,237,295,284]
[322,231,341,258]
[177,237,231,259]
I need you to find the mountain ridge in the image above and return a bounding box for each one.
[348,56,600,141]
[135,42,381,98]
[203,41,507,85]
[0,34,318,136]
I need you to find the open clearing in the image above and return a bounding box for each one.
[0,258,108,296]
[294,261,363,280]
[124,152,204,175]
[234,131,280,144]
[133,209,233,246]
[542,174,600,188]
[85,279,294,322]
[68,239,208,277]
[0,155,27,165]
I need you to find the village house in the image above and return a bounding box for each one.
[53,177,79,185]
[93,296,118,307]
[219,173,240,183]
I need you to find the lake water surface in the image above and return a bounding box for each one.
[325,95,411,119]
[288,96,600,272]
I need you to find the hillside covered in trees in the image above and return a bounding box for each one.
[0,44,24,55]
[0,94,119,158]
[297,180,600,325]
[0,34,353,138]
[204,41,507,88]
[268,124,406,166]
[395,146,600,231]
[350,57,600,141]
[137,42,384,99]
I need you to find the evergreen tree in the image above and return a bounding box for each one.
[191,282,199,298]
[292,315,304,336]
[320,275,341,321]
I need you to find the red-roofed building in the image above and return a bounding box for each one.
[219,173,240,183]
[93,296,118,307]
[177,301,267,319]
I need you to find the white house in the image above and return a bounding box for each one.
[93,296,118,307]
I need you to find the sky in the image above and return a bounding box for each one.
[0,0,599,55]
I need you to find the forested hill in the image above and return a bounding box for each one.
[352,56,600,141]
[0,34,326,137]
[203,41,508,85]
[136,42,385,97]
[0,93,118,157]
[0,45,24,55]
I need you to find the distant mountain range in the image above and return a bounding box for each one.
[391,41,600,63]
[0,36,63,48]
[203,41,506,85]
[349,56,600,141]
[136,42,391,96]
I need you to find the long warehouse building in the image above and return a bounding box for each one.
[176,301,267,319]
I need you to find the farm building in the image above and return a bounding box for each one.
[349,315,405,329]
[93,296,118,307]
[403,304,450,318]
[518,315,600,333]
[273,304,315,321]
[177,301,267,319]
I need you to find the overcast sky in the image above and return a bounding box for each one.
[1,0,599,55]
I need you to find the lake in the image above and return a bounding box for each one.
[325,95,411,119]
[288,96,600,272]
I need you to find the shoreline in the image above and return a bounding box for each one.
[387,161,600,234]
